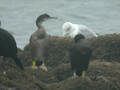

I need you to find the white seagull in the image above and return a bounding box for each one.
[62,22,98,38]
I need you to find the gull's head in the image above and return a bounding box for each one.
[62,22,73,32]
[62,22,73,36]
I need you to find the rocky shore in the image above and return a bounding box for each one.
[0,34,120,90]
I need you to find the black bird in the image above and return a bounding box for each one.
[30,13,57,70]
[0,20,1,26]
[36,13,57,28]
[70,34,92,78]
[0,27,24,70]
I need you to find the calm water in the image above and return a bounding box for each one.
[0,0,120,49]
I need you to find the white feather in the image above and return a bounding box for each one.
[62,22,98,38]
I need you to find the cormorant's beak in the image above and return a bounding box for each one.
[81,71,86,79]
[50,17,58,19]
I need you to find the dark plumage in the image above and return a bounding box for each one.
[0,27,24,70]
[36,61,43,67]
[36,13,57,28]
[30,13,54,63]
[0,20,1,26]
[30,13,57,70]
[70,34,92,78]
[30,13,57,61]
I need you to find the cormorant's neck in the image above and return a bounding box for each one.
[36,19,46,28]
[36,22,44,29]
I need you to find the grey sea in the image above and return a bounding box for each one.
[0,0,120,49]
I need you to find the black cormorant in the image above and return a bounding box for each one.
[30,13,57,71]
[0,26,24,70]
[70,34,92,78]
[0,20,1,26]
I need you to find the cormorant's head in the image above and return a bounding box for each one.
[74,34,85,43]
[36,13,57,28]
[40,13,57,20]
[62,22,73,36]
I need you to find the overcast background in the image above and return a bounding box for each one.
[0,0,120,49]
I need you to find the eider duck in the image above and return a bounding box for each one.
[30,13,57,71]
[0,23,24,70]
[70,34,92,78]
[62,22,98,38]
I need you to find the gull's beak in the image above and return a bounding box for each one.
[81,71,86,79]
